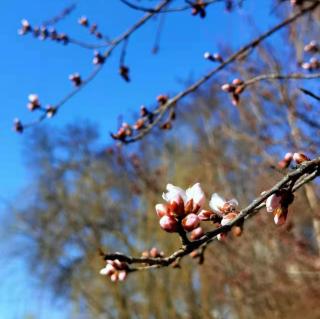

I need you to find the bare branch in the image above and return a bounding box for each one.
[103,157,320,271]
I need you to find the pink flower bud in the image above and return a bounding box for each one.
[100,263,115,276]
[182,213,200,232]
[204,52,212,60]
[232,78,243,86]
[265,193,282,213]
[284,152,293,161]
[221,83,234,93]
[159,215,179,233]
[118,270,127,281]
[273,207,288,225]
[293,152,310,164]
[190,227,204,240]
[155,204,168,218]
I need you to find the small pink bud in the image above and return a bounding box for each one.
[182,213,200,232]
[155,204,168,218]
[13,118,23,133]
[293,152,310,164]
[159,215,179,233]
[190,227,204,240]
[78,16,89,26]
[217,232,227,241]
[284,152,293,161]
[232,78,243,86]
[118,271,127,281]
[273,207,288,225]
[266,193,282,213]
[221,83,234,93]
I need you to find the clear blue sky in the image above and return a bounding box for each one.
[0,0,274,317]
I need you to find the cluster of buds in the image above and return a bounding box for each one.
[301,57,320,71]
[13,118,23,133]
[266,191,294,225]
[27,94,41,111]
[277,152,310,169]
[221,78,245,106]
[304,40,319,54]
[14,94,58,133]
[119,65,130,82]
[69,73,82,87]
[203,52,223,63]
[18,19,69,44]
[111,95,170,141]
[141,247,164,258]
[78,16,104,40]
[93,51,105,65]
[191,1,207,18]
[100,259,128,282]
[155,183,241,241]
[156,183,206,238]
[301,40,319,71]
[111,122,133,141]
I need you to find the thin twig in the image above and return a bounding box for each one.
[123,1,320,143]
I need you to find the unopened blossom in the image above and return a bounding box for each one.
[190,227,204,240]
[265,191,293,225]
[13,118,23,133]
[266,193,282,213]
[209,193,238,215]
[155,203,168,218]
[293,152,310,164]
[273,207,288,226]
[182,213,200,232]
[278,152,293,169]
[46,105,57,118]
[100,259,128,282]
[159,215,179,233]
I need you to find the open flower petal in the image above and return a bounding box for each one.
[185,183,206,208]
[162,183,187,203]
[209,193,226,213]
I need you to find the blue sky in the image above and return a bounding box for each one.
[0,0,274,317]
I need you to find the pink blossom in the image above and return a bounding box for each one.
[209,193,238,215]
[265,194,282,213]
[162,184,187,204]
[185,183,206,210]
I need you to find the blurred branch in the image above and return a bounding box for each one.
[21,0,170,129]
[103,157,320,271]
[244,72,320,86]
[299,87,320,101]
[120,0,223,13]
[42,3,77,26]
